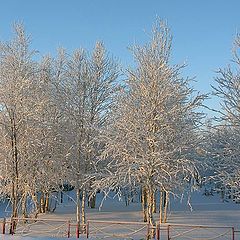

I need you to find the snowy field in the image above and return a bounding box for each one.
[1,190,240,239]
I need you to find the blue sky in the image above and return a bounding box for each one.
[0,0,239,114]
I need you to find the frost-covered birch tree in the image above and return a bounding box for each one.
[0,24,39,223]
[206,125,240,200]
[209,34,240,200]
[23,56,66,216]
[0,24,65,222]
[97,20,205,236]
[52,43,119,226]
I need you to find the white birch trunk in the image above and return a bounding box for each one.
[76,188,81,224]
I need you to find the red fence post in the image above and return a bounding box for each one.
[76,223,80,238]
[232,227,235,240]
[156,223,160,240]
[167,225,170,240]
[67,221,70,238]
[86,221,89,238]
[10,218,15,235]
[146,223,150,238]
[2,218,6,234]
[76,224,79,238]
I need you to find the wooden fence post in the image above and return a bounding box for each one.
[11,218,15,235]
[67,220,70,238]
[86,221,89,238]
[167,225,170,240]
[76,223,80,238]
[2,218,6,234]
[232,227,235,240]
[146,223,150,238]
[156,223,160,240]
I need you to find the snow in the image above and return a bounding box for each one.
[1,237,66,240]
[1,189,240,239]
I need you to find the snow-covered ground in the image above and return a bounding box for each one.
[0,189,240,239]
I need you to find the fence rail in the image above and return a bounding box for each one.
[0,217,239,239]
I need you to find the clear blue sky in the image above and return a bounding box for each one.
[0,0,239,114]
